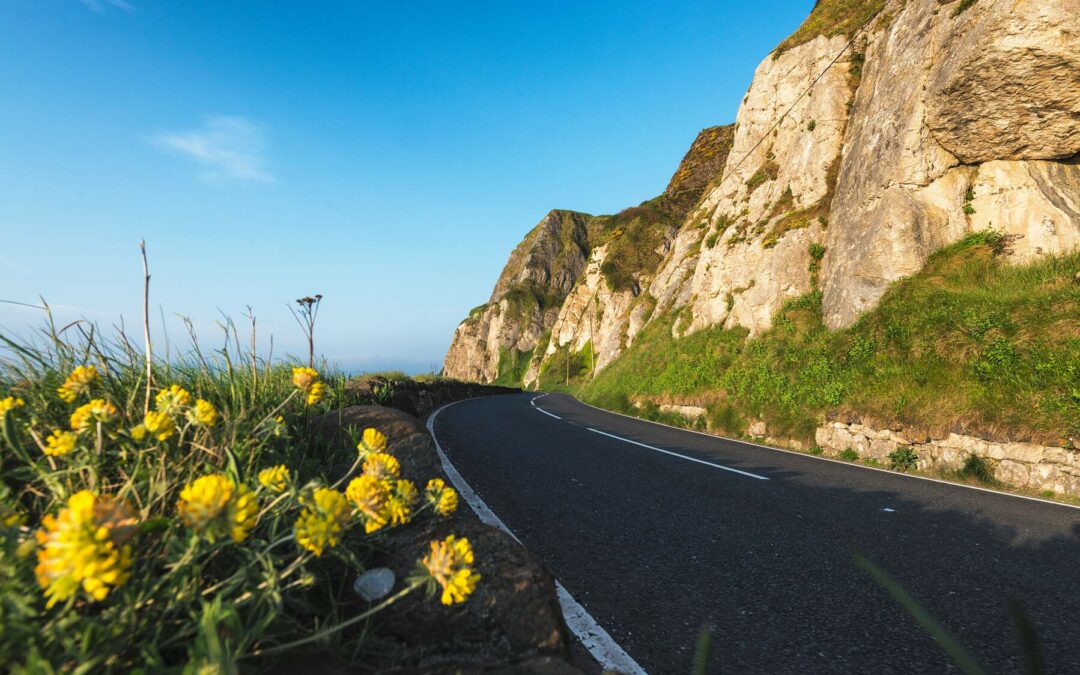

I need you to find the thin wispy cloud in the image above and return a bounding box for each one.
[150,115,274,184]
[79,0,133,13]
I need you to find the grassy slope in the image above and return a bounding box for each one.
[575,235,1080,446]
[774,0,889,55]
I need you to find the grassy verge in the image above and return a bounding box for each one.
[574,233,1079,447]
[0,313,474,671]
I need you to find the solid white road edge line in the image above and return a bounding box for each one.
[586,427,770,481]
[426,399,648,675]
[566,395,1080,511]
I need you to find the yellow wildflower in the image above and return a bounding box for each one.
[1,502,25,528]
[177,474,258,542]
[363,452,400,482]
[291,366,320,391]
[142,410,176,441]
[271,415,288,437]
[155,384,192,414]
[421,535,481,605]
[295,487,350,556]
[70,399,119,432]
[387,479,417,526]
[425,478,459,517]
[306,381,327,406]
[0,396,25,420]
[188,399,218,427]
[227,484,258,543]
[34,490,136,607]
[345,474,391,533]
[357,427,387,457]
[258,465,290,492]
[43,429,78,456]
[57,365,99,403]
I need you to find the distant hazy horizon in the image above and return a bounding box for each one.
[0,0,815,372]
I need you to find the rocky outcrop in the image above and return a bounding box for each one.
[525,244,641,385]
[443,210,592,382]
[446,125,734,385]
[655,33,852,336]
[446,0,1080,385]
[820,0,1080,328]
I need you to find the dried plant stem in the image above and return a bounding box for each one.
[140,240,153,415]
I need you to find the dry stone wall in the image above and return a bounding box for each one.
[816,420,1080,495]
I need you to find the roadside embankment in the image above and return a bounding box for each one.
[346,375,519,419]
[308,405,585,674]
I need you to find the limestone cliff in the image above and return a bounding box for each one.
[820,0,1080,327]
[442,209,592,382]
[445,0,1079,385]
[443,125,734,384]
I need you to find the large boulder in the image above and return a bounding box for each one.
[368,517,575,673]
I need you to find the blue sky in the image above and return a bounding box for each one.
[0,0,814,373]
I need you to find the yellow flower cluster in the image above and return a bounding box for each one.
[258,465,290,492]
[141,411,176,441]
[291,367,319,391]
[363,452,400,481]
[421,535,480,605]
[0,395,25,420]
[35,490,136,607]
[345,440,417,533]
[295,487,350,556]
[44,429,78,456]
[177,474,258,543]
[188,399,218,427]
[155,384,192,415]
[70,399,119,432]
[131,386,217,440]
[357,427,387,457]
[345,475,390,533]
[425,478,459,517]
[291,367,326,406]
[57,365,99,403]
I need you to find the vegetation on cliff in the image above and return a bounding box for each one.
[774,0,890,56]
[545,234,1079,446]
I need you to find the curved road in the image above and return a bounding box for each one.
[430,393,1080,674]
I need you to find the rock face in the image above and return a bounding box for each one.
[446,0,1080,384]
[820,0,1080,328]
[445,125,734,384]
[443,210,592,382]
[663,33,851,337]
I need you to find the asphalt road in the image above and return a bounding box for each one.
[430,393,1080,674]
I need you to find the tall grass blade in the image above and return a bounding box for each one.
[853,552,987,675]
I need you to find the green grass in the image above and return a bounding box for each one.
[576,234,1080,446]
[593,196,682,293]
[536,340,597,390]
[493,346,535,386]
[774,0,889,56]
[951,454,998,486]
